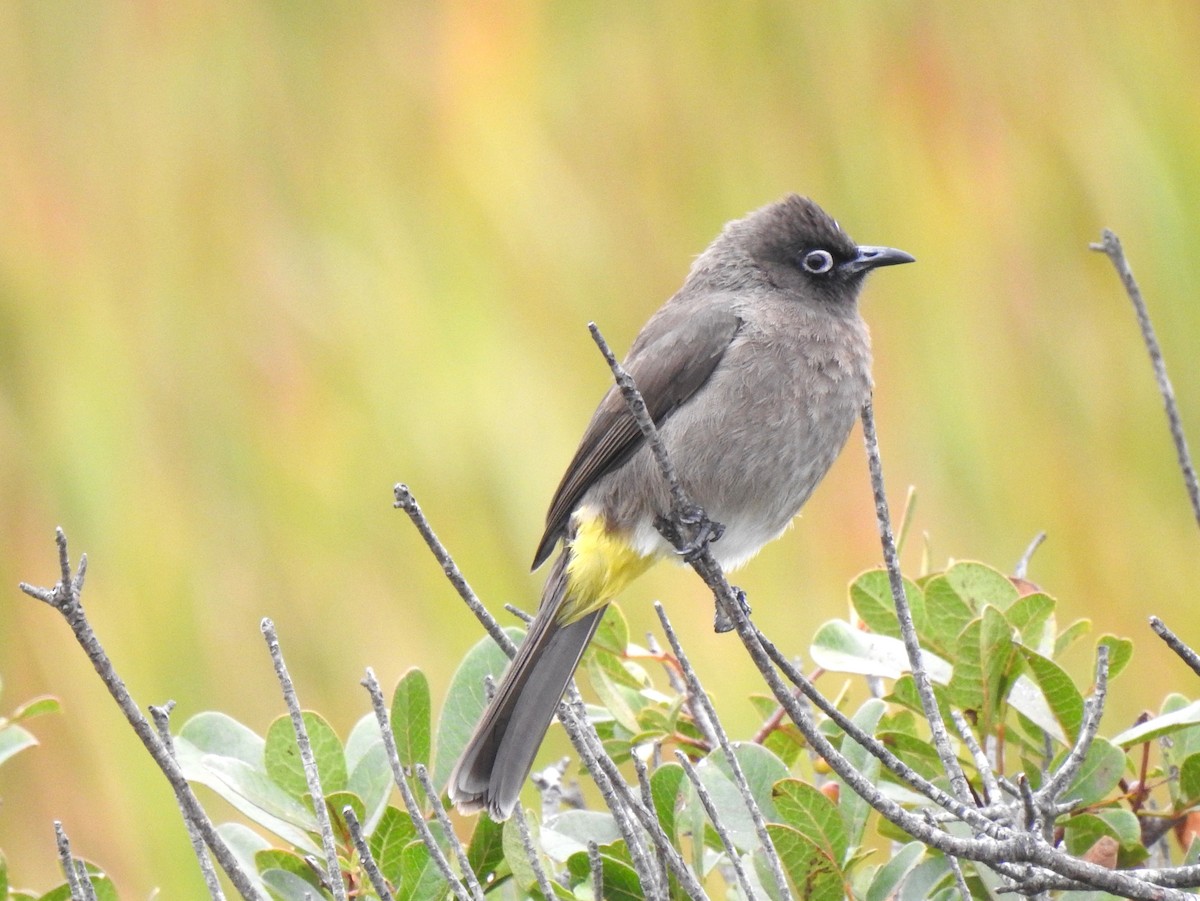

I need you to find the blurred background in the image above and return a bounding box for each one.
[2,1,1199,893]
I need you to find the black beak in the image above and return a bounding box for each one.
[843,245,916,275]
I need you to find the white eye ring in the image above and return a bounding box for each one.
[802,249,834,274]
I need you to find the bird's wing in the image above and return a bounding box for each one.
[532,296,743,569]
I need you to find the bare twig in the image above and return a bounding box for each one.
[393,483,685,898]
[55,821,98,901]
[513,804,557,900]
[1149,616,1200,679]
[21,529,266,901]
[415,764,486,901]
[1037,645,1109,806]
[588,840,604,901]
[362,668,475,901]
[261,618,347,901]
[656,603,792,901]
[394,484,517,657]
[150,702,226,901]
[1091,230,1200,532]
[1014,531,1047,581]
[675,750,760,901]
[861,397,972,804]
[951,709,1001,806]
[343,806,394,901]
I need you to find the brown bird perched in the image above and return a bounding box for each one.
[449,195,913,820]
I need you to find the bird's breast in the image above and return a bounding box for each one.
[594,308,872,570]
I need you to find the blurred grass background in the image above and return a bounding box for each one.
[1,1,1199,893]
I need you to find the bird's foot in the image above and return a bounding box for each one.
[713,586,750,633]
[658,504,724,562]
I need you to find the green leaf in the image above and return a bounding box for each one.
[1006,675,1068,746]
[255,849,323,889]
[1005,592,1056,652]
[1160,694,1200,760]
[875,731,944,781]
[1062,808,1140,855]
[177,715,318,851]
[1017,646,1084,743]
[398,839,450,901]
[943,561,1019,612]
[948,606,1016,731]
[849,569,924,639]
[391,668,432,771]
[566,842,645,901]
[1054,618,1092,657]
[541,810,622,861]
[1177,753,1200,808]
[837,699,885,847]
[810,620,951,683]
[432,627,523,790]
[921,574,974,656]
[592,603,630,656]
[369,806,417,886]
[218,822,272,891]
[265,711,348,799]
[584,646,645,734]
[1112,698,1200,748]
[1055,738,1124,807]
[692,743,789,850]
[764,824,846,901]
[502,812,547,895]
[466,813,506,887]
[0,723,37,768]
[865,842,925,901]
[1096,634,1133,681]
[650,762,685,842]
[31,867,118,901]
[261,868,323,901]
[896,856,953,901]
[771,779,848,868]
[346,735,392,833]
[9,695,62,722]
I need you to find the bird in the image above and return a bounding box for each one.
[448,194,913,820]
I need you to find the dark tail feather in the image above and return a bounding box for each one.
[448,550,605,820]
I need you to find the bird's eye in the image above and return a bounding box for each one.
[801,249,834,274]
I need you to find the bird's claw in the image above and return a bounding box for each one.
[713,586,750,633]
[668,504,724,562]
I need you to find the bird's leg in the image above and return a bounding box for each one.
[713,586,751,634]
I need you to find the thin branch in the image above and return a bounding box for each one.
[55,821,98,901]
[21,529,266,901]
[261,619,347,901]
[588,840,604,901]
[394,484,516,657]
[558,688,670,901]
[362,668,474,901]
[1091,229,1200,532]
[1149,616,1200,679]
[587,322,688,512]
[656,603,792,901]
[1038,645,1109,804]
[393,482,686,898]
[675,751,760,901]
[513,804,557,901]
[1014,531,1047,581]
[951,709,1001,806]
[861,397,972,804]
[343,806,394,901]
[150,702,226,901]
[415,764,486,901]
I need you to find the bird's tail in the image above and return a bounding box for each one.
[448,550,606,821]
